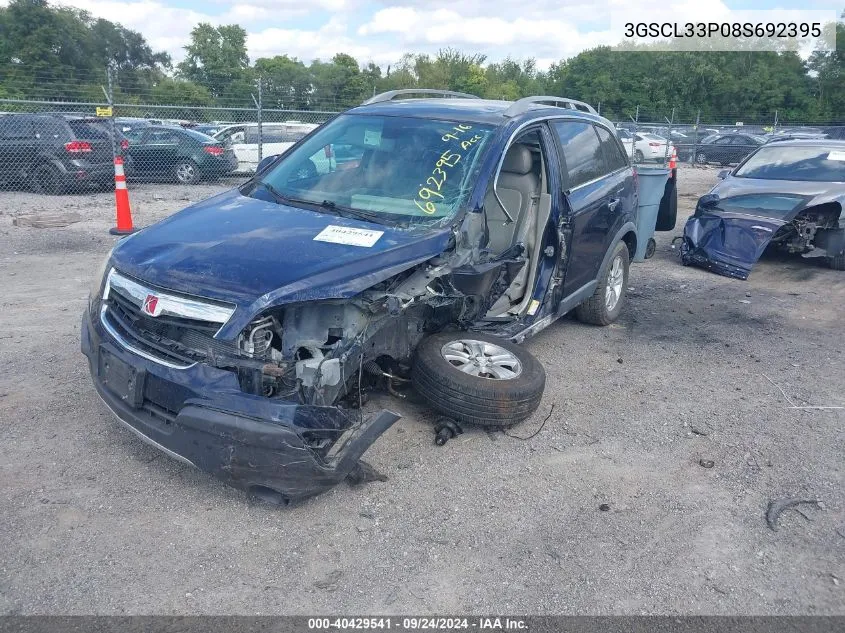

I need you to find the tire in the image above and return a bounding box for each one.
[411,332,546,427]
[575,240,630,326]
[634,150,644,164]
[174,160,201,185]
[695,152,708,165]
[828,253,845,271]
[644,238,656,259]
[30,163,65,195]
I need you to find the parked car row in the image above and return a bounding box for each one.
[0,112,329,193]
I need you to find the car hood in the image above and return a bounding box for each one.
[681,177,845,280]
[708,177,845,217]
[111,189,453,329]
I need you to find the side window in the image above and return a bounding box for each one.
[124,129,145,144]
[146,130,179,144]
[0,117,32,139]
[713,136,732,145]
[731,136,750,145]
[551,120,605,188]
[595,126,628,172]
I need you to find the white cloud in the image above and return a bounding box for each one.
[4,0,834,72]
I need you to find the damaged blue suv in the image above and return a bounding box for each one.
[82,90,640,503]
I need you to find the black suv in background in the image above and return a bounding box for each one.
[0,113,118,194]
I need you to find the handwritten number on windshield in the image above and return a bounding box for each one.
[414,126,474,215]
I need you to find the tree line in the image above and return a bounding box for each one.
[0,0,842,123]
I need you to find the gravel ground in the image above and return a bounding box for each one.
[0,166,842,615]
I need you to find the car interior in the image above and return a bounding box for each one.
[484,129,553,318]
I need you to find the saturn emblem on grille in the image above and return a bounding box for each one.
[142,294,162,317]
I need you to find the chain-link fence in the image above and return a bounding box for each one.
[1,88,843,196]
[599,105,845,168]
[0,92,339,193]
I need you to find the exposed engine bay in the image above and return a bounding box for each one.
[224,243,533,408]
[769,205,842,256]
[681,198,845,280]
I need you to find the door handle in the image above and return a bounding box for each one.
[608,198,620,212]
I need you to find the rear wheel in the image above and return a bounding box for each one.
[575,240,630,326]
[828,253,845,271]
[695,151,708,165]
[31,164,65,195]
[174,160,201,185]
[411,332,546,427]
[634,150,644,163]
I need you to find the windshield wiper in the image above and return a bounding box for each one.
[317,200,388,224]
[251,182,393,225]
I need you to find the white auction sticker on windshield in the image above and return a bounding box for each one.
[363,129,381,146]
[314,225,384,247]
[827,151,845,161]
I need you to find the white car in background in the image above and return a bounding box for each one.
[616,129,675,163]
[213,122,319,174]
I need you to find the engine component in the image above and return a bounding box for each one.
[239,316,275,357]
[295,349,342,387]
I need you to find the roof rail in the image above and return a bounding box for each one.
[362,89,480,105]
[504,96,597,118]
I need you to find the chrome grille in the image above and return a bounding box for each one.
[100,269,236,368]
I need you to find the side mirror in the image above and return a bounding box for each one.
[717,169,730,180]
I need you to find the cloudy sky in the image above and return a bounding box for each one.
[11,0,844,68]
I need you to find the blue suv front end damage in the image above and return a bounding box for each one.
[81,293,400,504]
[82,91,642,502]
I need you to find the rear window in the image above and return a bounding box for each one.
[735,146,845,182]
[181,129,217,142]
[67,120,110,139]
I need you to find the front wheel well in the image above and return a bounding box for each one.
[621,231,637,261]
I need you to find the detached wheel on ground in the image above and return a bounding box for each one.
[411,332,546,428]
[30,164,65,195]
[575,240,630,326]
[174,160,201,185]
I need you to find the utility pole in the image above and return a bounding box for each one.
[663,107,675,165]
[101,64,117,164]
[692,110,701,165]
[252,78,263,162]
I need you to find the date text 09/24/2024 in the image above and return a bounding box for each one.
[307,617,529,630]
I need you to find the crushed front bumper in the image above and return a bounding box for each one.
[81,307,399,503]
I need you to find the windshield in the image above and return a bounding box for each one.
[735,145,845,182]
[251,114,495,225]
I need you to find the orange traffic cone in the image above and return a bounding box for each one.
[668,147,678,170]
[109,156,137,236]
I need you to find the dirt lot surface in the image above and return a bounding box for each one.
[0,165,843,615]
